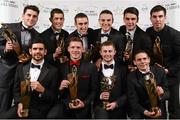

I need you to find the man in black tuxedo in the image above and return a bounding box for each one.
[0,5,39,116]
[47,37,98,118]
[93,10,125,69]
[40,8,69,66]
[119,7,153,71]
[146,5,180,118]
[94,41,127,119]
[2,39,58,118]
[127,50,169,119]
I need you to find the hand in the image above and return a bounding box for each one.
[69,99,85,109]
[59,80,70,90]
[53,47,62,58]
[105,101,118,111]
[100,91,110,101]
[17,103,23,117]
[30,81,45,93]
[123,51,130,60]
[4,41,13,53]
[144,108,161,118]
[156,86,164,97]
[95,58,102,71]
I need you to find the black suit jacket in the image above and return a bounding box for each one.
[40,27,69,66]
[95,62,128,112]
[59,59,98,118]
[13,61,58,115]
[68,28,95,49]
[0,22,39,113]
[119,25,153,61]
[146,25,180,85]
[127,65,169,118]
[94,28,125,64]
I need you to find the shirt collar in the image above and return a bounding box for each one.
[31,59,44,69]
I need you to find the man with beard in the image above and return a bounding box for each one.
[2,38,58,118]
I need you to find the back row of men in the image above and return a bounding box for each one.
[0,4,180,119]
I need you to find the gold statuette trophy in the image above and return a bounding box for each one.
[1,24,31,63]
[67,65,78,106]
[100,75,116,109]
[144,71,159,114]
[20,72,31,117]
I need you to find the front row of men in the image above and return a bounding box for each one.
[1,37,168,119]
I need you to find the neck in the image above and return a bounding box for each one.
[32,59,43,64]
[102,59,114,65]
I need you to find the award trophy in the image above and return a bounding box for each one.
[20,72,31,117]
[67,65,78,106]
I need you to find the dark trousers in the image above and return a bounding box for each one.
[2,106,45,118]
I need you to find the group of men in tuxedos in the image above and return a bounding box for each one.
[0,4,180,119]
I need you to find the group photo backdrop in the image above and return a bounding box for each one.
[0,0,179,33]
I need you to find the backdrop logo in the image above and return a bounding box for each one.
[0,0,18,8]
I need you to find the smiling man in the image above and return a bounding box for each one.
[0,5,39,116]
[119,7,152,72]
[127,50,169,119]
[41,8,69,66]
[94,41,128,119]
[94,10,125,70]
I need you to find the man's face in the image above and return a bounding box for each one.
[100,45,116,63]
[22,9,39,28]
[133,53,150,72]
[50,13,64,31]
[68,41,84,61]
[123,13,138,31]
[150,10,166,31]
[29,43,47,62]
[99,13,113,33]
[75,17,89,35]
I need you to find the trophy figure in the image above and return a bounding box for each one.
[100,75,116,109]
[67,65,78,106]
[56,35,67,63]
[144,72,159,114]
[20,72,31,117]
[1,24,31,63]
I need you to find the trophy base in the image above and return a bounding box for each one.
[152,107,159,114]
[71,99,79,106]
[21,109,29,118]
[103,101,109,109]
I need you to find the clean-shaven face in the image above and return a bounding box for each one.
[123,13,138,31]
[99,13,113,33]
[133,52,150,72]
[22,9,38,28]
[68,41,84,61]
[150,10,166,32]
[100,45,116,64]
[75,17,89,35]
[50,13,64,31]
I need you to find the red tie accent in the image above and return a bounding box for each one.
[70,60,80,66]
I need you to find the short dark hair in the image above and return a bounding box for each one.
[68,37,83,47]
[99,9,114,21]
[100,41,116,51]
[123,7,139,17]
[29,37,47,49]
[133,50,150,60]
[50,8,64,19]
[74,13,88,23]
[23,5,39,15]
[150,5,166,16]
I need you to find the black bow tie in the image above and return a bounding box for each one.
[31,63,41,69]
[22,26,33,33]
[100,33,109,37]
[104,64,114,69]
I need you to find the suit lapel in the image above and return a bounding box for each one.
[23,62,31,80]
[38,62,49,83]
